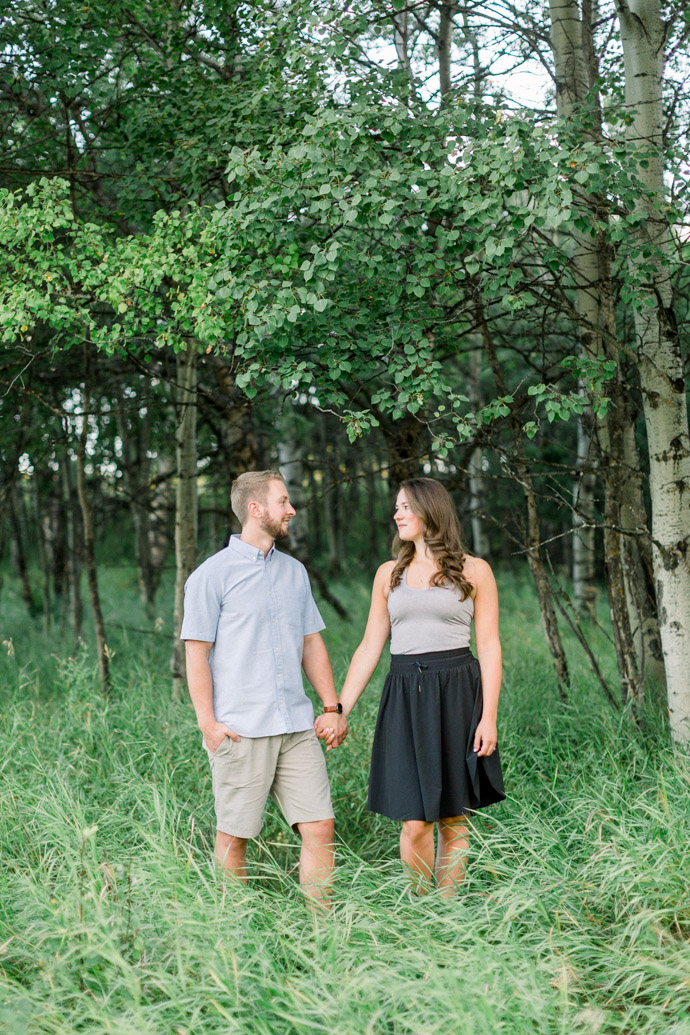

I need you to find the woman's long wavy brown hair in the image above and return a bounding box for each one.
[390,478,473,600]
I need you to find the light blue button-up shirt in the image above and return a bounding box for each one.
[180,535,325,737]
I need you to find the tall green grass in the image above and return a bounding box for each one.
[1,568,689,1034]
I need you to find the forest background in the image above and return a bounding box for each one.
[1,1,690,1033]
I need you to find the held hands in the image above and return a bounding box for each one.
[473,717,498,758]
[202,721,241,755]
[314,711,348,751]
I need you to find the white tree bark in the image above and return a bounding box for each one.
[278,430,309,559]
[616,0,690,740]
[437,3,456,101]
[549,0,600,615]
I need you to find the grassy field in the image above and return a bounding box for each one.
[1,566,689,1035]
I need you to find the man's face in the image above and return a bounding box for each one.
[258,480,296,540]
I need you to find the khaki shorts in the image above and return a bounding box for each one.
[203,729,334,838]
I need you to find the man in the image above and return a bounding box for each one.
[181,470,347,907]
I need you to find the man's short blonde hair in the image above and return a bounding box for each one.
[230,470,284,525]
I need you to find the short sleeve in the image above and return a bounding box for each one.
[302,569,325,636]
[180,564,223,642]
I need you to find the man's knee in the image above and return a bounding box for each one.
[297,818,334,846]
[216,830,248,858]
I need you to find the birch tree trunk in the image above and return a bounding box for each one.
[75,345,110,695]
[116,398,156,616]
[171,347,199,701]
[615,0,690,740]
[549,0,600,617]
[597,232,664,694]
[437,3,456,101]
[61,449,83,642]
[278,429,309,559]
[549,0,664,697]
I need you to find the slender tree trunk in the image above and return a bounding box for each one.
[334,444,346,564]
[365,460,381,567]
[279,422,347,618]
[149,452,175,597]
[598,232,663,696]
[599,418,641,703]
[616,0,690,740]
[549,0,600,616]
[278,428,309,558]
[620,424,665,689]
[467,345,490,557]
[307,461,323,559]
[319,415,339,576]
[481,309,570,694]
[437,3,456,101]
[393,10,412,77]
[0,395,31,609]
[572,409,597,615]
[116,398,157,615]
[171,347,199,700]
[549,0,662,697]
[32,477,52,632]
[206,355,259,532]
[381,412,427,486]
[9,486,36,617]
[75,345,110,694]
[61,451,83,642]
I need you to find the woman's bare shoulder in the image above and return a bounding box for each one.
[374,560,396,582]
[366,560,395,603]
[463,555,495,586]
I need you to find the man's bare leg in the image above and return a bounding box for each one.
[296,819,335,911]
[215,830,248,882]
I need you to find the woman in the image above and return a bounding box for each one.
[324,478,504,894]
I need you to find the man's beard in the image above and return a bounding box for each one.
[260,515,290,541]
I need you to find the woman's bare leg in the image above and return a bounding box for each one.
[435,815,469,896]
[400,820,435,893]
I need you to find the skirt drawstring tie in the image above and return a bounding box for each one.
[414,661,428,692]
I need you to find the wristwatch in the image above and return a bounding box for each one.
[323,703,343,714]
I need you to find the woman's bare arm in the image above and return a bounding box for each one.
[337,562,394,717]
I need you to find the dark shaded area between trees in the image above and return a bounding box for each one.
[1,0,689,737]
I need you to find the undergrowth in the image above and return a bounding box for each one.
[1,568,689,1034]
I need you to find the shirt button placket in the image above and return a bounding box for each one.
[268,564,289,729]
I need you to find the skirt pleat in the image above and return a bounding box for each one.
[367,648,505,822]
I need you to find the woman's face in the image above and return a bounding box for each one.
[394,490,425,541]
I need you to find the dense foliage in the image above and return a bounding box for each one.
[1,2,689,721]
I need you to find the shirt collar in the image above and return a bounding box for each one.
[229,533,275,563]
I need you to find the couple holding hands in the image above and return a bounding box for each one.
[182,470,504,907]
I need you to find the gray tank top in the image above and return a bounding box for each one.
[388,567,474,655]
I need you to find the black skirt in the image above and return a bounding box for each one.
[367,647,505,822]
